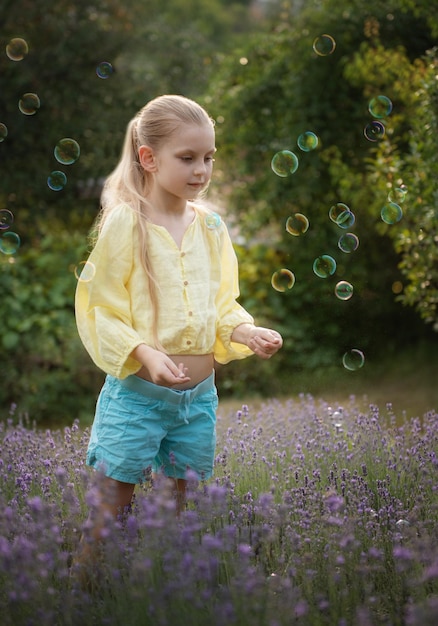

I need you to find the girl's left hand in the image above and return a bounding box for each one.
[248,327,283,359]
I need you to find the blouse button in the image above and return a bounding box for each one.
[181,252,186,257]
[188,311,193,316]
[183,280,188,286]
[186,340,192,345]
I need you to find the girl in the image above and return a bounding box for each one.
[75,94,282,529]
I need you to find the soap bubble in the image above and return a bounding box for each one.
[0,209,14,230]
[368,95,392,119]
[271,150,299,177]
[329,203,355,228]
[47,171,67,191]
[381,202,403,224]
[364,121,385,142]
[75,261,96,282]
[313,34,336,56]
[54,138,80,165]
[297,131,319,152]
[342,349,365,371]
[388,187,407,203]
[338,232,359,253]
[205,212,221,230]
[271,269,296,292]
[286,213,309,236]
[6,38,28,61]
[18,93,40,115]
[96,61,114,79]
[0,232,20,255]
[0,123,8,142]
[335,281,354,301]
[313,255,336,278]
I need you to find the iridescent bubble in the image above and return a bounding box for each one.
[368,95,393,119]
[329,203,355,229]
[286,213,309,236]
[6,38,28,61]
[335,280,354,301]
[96,61,114,79]
[0,123,8,142]
[342,349,365,371]
[313,34,336,56]
[338,232,359,253]
[271,268,296,292]
[271,150,299,177]
[75,260,96,282]
[381,202,403,224]
[47,171,67,191]
[54,138,80,165]
[297,131,319,152]
[205,212,221,230]
[0,231,20,255]
[18,93,40,115]
[313,255,336,278]
[388,187,407,204]
[0,209,14,230]
[364,121,385,142]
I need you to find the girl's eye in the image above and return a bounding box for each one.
[180,156,192,161]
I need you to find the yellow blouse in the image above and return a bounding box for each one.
[75,203,254,379]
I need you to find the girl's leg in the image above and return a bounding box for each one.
[72,477,135,588]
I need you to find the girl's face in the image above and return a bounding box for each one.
[151,122,216,201]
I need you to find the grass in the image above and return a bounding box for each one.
[218,343,438,422]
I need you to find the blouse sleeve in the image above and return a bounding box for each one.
[213,221,255,365]
[75,205,144,378]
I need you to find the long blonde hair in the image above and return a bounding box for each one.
[94,95,215,351]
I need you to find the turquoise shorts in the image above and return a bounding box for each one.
[86,371,218,484]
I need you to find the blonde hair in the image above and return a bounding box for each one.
[94,95,215,351]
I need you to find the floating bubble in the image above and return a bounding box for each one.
[313,255,336,278]
[392,281,403,294]
[286,213,309,236]
[96,61,114,79]
[335,280,354,301]
[0,231,20,255]
[313,34,336,56]
[6,38,28,61]
[75,260,96,282]
[388,187,407,204]
[0,123,8,142]
[364,121,385,142]
[338,232,359,253]
[271,268,296,292]
[297,131,319,152]
[271,150,299,177]
[0,209,14,230]
[205,212,221,230]
[329,203,355,228]
[381,202,403,224]
[54,138,80,165]
[342,349,365,371]
[368,95,393,119]
[47,171,67,191]
[18,93,40,115]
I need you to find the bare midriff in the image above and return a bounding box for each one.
[136,353,215,390]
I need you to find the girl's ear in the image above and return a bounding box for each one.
[138,145,157,172]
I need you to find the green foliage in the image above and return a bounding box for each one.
[0,226,104,422]
[205,0,438,394]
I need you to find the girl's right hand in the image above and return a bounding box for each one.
[131,344,191,387]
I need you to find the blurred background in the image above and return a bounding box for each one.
[1,0,437,424]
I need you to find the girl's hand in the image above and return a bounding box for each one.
[247,327,283,359]
[148,356,191,386]
[131,344,190,386]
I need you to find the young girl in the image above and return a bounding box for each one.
[75,94,282,528]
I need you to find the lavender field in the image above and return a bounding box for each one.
[1,396,437,626]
